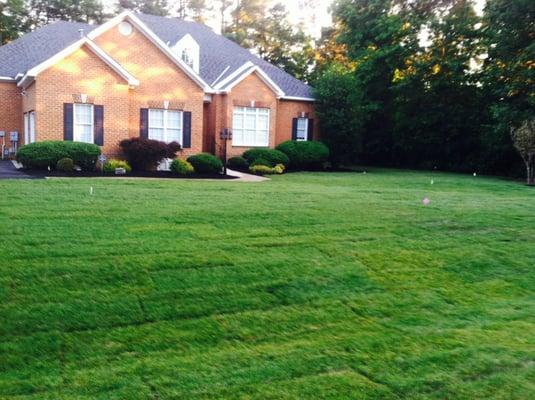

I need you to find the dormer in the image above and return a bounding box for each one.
[172,34,200,74]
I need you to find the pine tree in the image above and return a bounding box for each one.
[0,0,28,44]
[29,0,106,26]
[118,0,169,16]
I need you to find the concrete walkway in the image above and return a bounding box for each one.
[0,160,34,179]
[226,168,270,182]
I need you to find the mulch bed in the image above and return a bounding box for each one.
[23,170,238,180]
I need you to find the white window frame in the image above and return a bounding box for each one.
[232,106,270,147]
[29,111,36,143]
[296,118,308,141]
[148,108,183,145]
[73,103,94,143]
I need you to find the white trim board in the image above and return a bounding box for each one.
[217,63,286,98]
[17,38,139,88]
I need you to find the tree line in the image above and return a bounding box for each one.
[314,0,534,180]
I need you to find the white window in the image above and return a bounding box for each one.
[74,103,94,143]
[182,49,194,68]
[296,118,308,141]
[232,107,270,147]
[24,111,36,144]
[148,109,183,144]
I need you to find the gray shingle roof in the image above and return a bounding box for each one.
[0,21,95,78]
[0,14,312,98]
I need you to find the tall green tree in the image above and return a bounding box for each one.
[481,0,535,173]
[225,0,267,48]
[0,0,28,44]
[314,64,365,166]
[392,0,487,171]
[255,3,313,81]
[29,0,106,26]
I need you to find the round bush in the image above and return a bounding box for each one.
[56,158,74,172]
[276,141,330,170]
[103,159,132,174]
[16,141,101,170]
[119,138,181,171]
[187,153,223,174]
[171,159,194,175]
[242,148,289,167]
[227,156,249,171]
[250,158,272,167]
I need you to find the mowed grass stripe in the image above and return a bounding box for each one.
[1,170,534,398]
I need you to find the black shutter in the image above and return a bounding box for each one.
[291,118,298,140]
[94,105,104,146]
[307,118,314,141]
[140,108,149,139]
[63,103,73,141]
[183,111,192,148]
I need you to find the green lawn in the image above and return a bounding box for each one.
[1,170,534,399]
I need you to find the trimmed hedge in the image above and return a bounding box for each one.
[16,141,101,170]
[171,159,194,175]
[227,156,249,172]
[276,141,330,170]
[187,153,223,174]
[103,159,132,174]
[242,148,289,167]
[249,163,285,175]
[119,138,181,171]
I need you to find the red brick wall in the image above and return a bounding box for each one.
[276,100,319,145]
[214,72,278,159]
[34,45,130,156]
[95,23,205,157]
[0,82,23,147]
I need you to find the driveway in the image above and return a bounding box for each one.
[0,161,34,179]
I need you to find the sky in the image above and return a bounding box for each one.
[102,0,486,38]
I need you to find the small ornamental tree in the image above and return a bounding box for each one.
[511,119,535,186]
[119,138,181,171]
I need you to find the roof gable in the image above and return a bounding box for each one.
[17,38,139,88]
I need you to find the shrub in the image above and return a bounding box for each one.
[276,141,330,170]
[171,158,194,175]
[119,138,181,171]
[103,159,132,174]
[187,153,223,174]
[249,163,285,175]
[250,158,272,167]
[227,156,249,171]
[56,158,74,172]
[242,148,289,167]
[16,141,101,170]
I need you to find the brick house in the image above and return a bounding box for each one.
[0,11,318,161]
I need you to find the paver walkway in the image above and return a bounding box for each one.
[225,168,270,182]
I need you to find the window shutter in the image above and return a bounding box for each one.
[307,119,314,141]
[183,111,192,148]
[63,103,73,141]
[140,108,149,139]
[292,118,298,140]
[94,105,104,146]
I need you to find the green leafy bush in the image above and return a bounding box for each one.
[171,158,194,175]
[250,158,272,167]
[242,148,289,167]
[103,159,132,174]
[187,153,223,174]
[249,163,285,175]
[56,158,74,172]
[227,156,249,171]
[16,141,101,170]
[276,141,330,170]
[119,138,181,171]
